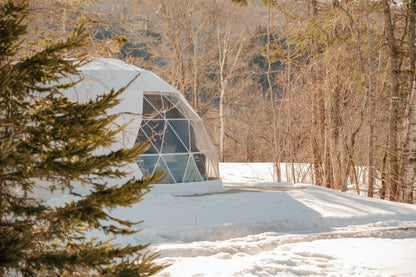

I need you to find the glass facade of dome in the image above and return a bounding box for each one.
[136,92,219,183]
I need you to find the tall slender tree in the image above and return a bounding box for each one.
[217,4,248,162]
[400,0,416,203]
[382,0,401,201]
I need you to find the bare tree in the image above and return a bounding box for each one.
[217,3,250,162]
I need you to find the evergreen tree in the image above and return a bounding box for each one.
[0,1,165,276]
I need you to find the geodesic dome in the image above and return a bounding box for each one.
[64,58,219,183]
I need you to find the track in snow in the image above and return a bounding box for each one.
[153,224,416,277]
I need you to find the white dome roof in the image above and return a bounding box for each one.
[63,58,218,183]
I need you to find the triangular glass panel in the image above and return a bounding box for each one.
[161,123,188,153]
[193,153,207,180]
[205,153,219,179]
[162,95,185,118]
[142,97,163,119]
[137,155,159,176]
[144,94,163,115]
[183,155,203,182]
[163,154,189,183]
[167,119,190,151]
[189,122,201,152]
[140,120,165,153]
[190,120,210,152]
[154,156,176,183]
[165,95,198,120]
[136,128,158,154]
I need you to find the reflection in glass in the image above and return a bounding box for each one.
[140,120,165,152]
[163,95,185,118]
[165,95,198,120]
[153,157,175,184]
[144,94,163,115]
[137,155,159,176]
[161,124,188,153]
[193,154,206,178]
[142,97,163,119]
[136,129,158,154]
[167,120,190,151]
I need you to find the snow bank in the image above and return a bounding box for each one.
[113,184,416,245]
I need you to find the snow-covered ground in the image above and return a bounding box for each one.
[108,162,416,277]
[49,162,416,276]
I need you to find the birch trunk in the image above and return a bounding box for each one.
[217,10,245,163]
[219,81,226,162]
[399,0,416,203]
[218,33,227,162]
[266,0,281,182]
[400,79,416,203]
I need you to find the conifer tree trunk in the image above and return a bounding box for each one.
[309,0,324,187]
[382,0,401,201]
[328,79,343,190]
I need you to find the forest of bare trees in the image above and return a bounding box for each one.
[23,0,416,204]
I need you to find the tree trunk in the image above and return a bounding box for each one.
[399,0,416,203]
[382,0,401,201]
[219,84,226,162]
[192,37,199,109]
[408,0,416,92]
[217,12,245,163]
[328,81,342,190]
[311,0,318,17]
[366,0,375,198]
[351,160,360,195]
[311,93,323,186]
[323,92,333,188]
[367,95,376,197]
[309,0,323,186]
[266,0,281,182]
[218,32,227,162]
[400,78,416,203]
[380,150,388,199]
